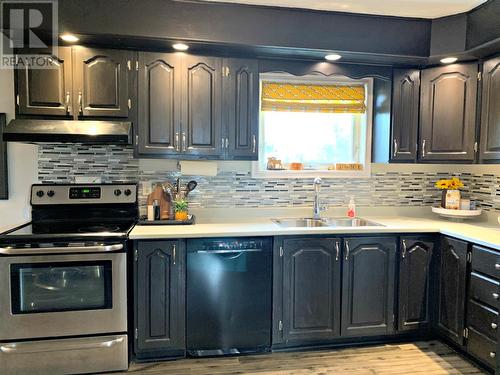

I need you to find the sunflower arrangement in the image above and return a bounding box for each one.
[435,177,464,190]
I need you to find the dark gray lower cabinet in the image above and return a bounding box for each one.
[135,240,185,359]
[398,237,434,331]
[341,237,396,337]
[436,236,468,346]
[273,237,342,345]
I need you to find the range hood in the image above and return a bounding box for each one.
[3,119,132,144]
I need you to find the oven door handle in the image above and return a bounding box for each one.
[0,336,125,354]
[0,243,123,255]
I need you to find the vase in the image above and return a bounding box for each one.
[175,211,188,221]
[442,190,461,210]
[441,190,447,208]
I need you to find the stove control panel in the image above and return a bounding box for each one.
[31,184,138,205]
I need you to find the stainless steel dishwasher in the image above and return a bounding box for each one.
[186,237,272,356]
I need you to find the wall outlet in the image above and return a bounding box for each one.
[141,181,152,196]
[75,176,102,183]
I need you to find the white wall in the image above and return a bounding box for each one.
[0,67,38,231]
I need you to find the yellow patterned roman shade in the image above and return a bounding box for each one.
[261,82,366,113]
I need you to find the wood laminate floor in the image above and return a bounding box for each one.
[122,341,488,375]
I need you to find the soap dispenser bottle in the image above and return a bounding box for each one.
[347,197,356,218]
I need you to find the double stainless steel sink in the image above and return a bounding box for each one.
[272,217,383,228]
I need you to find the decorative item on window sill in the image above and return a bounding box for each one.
[336,163,363,171]
[289,162,304,170]
[267,157,284,170]
[435,177,463,209]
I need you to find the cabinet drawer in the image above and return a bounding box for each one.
[467,327,496,369]
[472,245,500,280]
[470,272,500,309]
[468,299,498,341]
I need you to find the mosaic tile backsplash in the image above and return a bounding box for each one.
[38,144,500,212]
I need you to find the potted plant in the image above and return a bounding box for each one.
[174,199,189,221]
[435,177,464,209]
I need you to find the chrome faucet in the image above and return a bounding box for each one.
[313,177,327,219]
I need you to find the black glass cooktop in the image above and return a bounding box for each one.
[3,220,135,238]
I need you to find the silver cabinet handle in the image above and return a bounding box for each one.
[78,91,83,114]
[345,240,350,261]
[65,91,71,114]
[173,244,176,265]
[175,132,180,152]
[493,293,499,300]
[222,138,225,150]
[252,134,256,153]
[0,244,123,255]
[495,264,500,270]
[393,139,398,157]
[491,322,497,330]
[225,138,229,149]
[402,239,407,259]
[490,352,496,359]
[182,132,187,152]
[335,240,340,261]
[422,139,426,158]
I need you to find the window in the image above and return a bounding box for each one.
[253,74,373,178]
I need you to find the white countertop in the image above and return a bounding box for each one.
[129,207,500,250]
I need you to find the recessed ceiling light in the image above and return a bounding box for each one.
[60,33,79,43]
[440,57,458,64]
[172,43,189,51]
[325,54,342,61]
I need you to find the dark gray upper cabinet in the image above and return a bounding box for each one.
[137,52,182,155]
[273,237,341,345]
[479,56,500,162]
[0,114,7,200]
[223,58,259,160]
[390,69,420,162]
[398,237,434,332]
[341,237,396,337]
[73,47,132,118]
[419,63,478,162]
[181,55,222,157]
[135,240,185,359]
[16,47,73,117]
[436,236,468,346]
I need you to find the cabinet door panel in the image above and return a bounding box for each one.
[419,63,478,161]
[390,69,419,162]
[480,56,500,161]
[398,237,434,331]
[182,56,222,157]
[17,47,72,116]
[73,47,131,118]
[135,240,185,355]
[224,59,259,159]
[277,238,341,344]
[138,52,181,155]
[341,237,396,337]
[436,236,468,346]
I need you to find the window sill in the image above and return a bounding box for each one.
[251,162,371,179]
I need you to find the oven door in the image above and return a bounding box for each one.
[0,252,126,340]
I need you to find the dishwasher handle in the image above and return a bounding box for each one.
[195,249,263,254]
